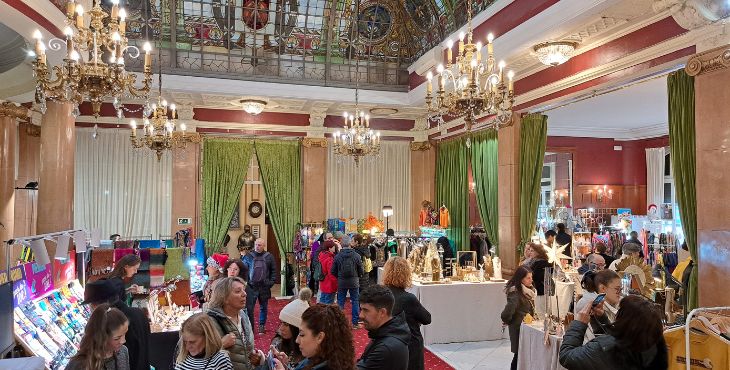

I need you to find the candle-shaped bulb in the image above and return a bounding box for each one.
[471,59,477,68]
[130,120,137,129]
[498,60,506,69]
[111,0,119,4]
[426,71,433,81]
[70,50,80,61]
[119,8,126,21]
[143,42,152,53]
[64,27,73,37]
[507,70,515,91]
[75,4,83,15]
[446,39,453,49]
[342,111,348,119]
[109,55,116,64]
[117,57,124,65]
[487,33,494,43]
[459,32,465,41]
[180,123,186,131]
[112,32,121,42]
[162,99,168,107]
[170,104,176,111]
[33,30,43,40]
[151,103,157,110]
[66,0,75,17]
[437,64,444,73]
[476,41,482,51]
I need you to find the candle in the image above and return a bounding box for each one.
[507,70,514,92]
[446,40,453,64]
[119,9,127,33]
[487,33,494,56]
[426,71,433,95]
[75,4,84,28]
[439,75,445,91]
[143,42,152,69]
[64,27,74,59]
[180,123,186,132]
[130,120,137,136]
[32,30,43,58]
[498,60,505,83]
[365,115,369,128]
[458,32,465,54]
[111,0,119,19]
[66,0,75,18]
[476,42,482,63]
[93,33,98,64]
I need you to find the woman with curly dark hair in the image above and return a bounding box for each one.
[271,303,355,370]
[225,259,249,283]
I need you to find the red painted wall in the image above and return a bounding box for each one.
[546,135,669,186]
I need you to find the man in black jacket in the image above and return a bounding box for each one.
[243,238,277,334]
[357,285,410,370]
[332,235,364,327]
[82,279,151,370]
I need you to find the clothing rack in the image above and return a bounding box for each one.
[685,306,730,370]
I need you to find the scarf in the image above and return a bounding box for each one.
[522,284,537,301]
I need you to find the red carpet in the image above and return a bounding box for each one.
[251,297,454,370]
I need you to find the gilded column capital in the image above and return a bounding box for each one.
[410,141,432,151]
[686,45,730,76]
[0,102,29,120]
[302,137,328,148]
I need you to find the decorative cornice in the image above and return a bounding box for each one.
[653,0,730,31]
[410,141,432,151]
[685,44,730,76]
[176,105,195,121]
[0,102,29,120]
[302,137,328,148]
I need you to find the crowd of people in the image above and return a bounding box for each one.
[68,233,434,370]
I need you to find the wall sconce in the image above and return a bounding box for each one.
[553,190,568,207]
[596,185,613,204]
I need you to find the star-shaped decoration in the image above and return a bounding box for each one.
[546,243,572,265]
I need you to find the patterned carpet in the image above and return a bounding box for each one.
[250,297,454,370]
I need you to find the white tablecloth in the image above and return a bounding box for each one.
[535,281,574,319]
[517,322,567,370]
[406,281,508,345]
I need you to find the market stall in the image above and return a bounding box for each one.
[517,321,567,370]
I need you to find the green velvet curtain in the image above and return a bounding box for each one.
[201,138,254,255]
[436,138,469,252]
[255,140,302,295]
[518,113,548,254]
[668,70,698,311]
[470,130,499,254]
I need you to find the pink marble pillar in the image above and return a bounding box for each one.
[36,101,75,249]
[497,116,522,274]
[0,103,27,268]
[171,143,201,234]
[301,138,328,223]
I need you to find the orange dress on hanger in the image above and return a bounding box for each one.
[439,206,450,228]
[419,209,430,226]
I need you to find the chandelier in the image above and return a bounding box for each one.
[239,99,267,115]
[31,0,152,118]
[534,41,578,66]
[425,2,515,135]
[129,49,200,160]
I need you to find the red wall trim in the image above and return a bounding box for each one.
[2,0,63,37]
[194,109,311,126]
[196,127,307,137]
[324,115,415,131]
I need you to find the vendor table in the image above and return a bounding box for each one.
[517,322,567,370]
[407,281,507,345]
[0,357,45,370]
[535,281,575,318]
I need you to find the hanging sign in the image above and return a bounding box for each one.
[23,262,54,300]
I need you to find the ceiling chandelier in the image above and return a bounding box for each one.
[534,41,578,66]
[129,43,200,160]
[31,0,152,118]
[425,2,515,136]
[332,5,380,166]
[239,99,267,115]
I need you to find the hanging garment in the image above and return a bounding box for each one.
[419,209,430,226]
[138,240,161,249]
[164,247,190,280]
[114,248,134,263]
[138,249,151,271]
[439,207,450,228]
[149,249,166,287]
[664,320,730,370]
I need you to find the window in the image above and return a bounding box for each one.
[539,163,555,207]
[664,150,674,205]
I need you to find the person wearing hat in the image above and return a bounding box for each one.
[82,279,151,370]
[202,253,230,306]
[267,288,313,369]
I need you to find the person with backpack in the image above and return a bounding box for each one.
[317,240,338,304]
[332,235,364,328]
[353,234,373,290]
[242,238,277,334]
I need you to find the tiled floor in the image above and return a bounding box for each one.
[428,339,513,370]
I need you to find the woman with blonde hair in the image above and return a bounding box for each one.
[206,277,264,370]
[382,256,431,370]
[66,304,130,370]
[174,313,233,369]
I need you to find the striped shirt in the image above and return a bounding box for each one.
[174,350,233,370]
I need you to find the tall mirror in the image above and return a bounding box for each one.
[536,151,574,230]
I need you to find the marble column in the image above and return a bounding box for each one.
[686,46,730,307]
[0,102,28,268]
[410,142,435,231]
[301,138,328,223]
[497,116,522,274]
[36,101,75,256]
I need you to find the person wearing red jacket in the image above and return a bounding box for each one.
[318,240,338,304]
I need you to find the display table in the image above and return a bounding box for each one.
[0,357,45,370]
[517,322,567,370]
[407,281,507,345]
[535,281,575,318]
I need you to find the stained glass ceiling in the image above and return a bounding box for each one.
[117,0,496,89]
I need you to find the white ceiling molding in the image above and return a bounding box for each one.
[546,122,668,140]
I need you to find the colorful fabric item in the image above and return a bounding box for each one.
[89,249,114,275]
[138,240,161,249]
[113,240,135,249]
[114,248,134,263]
[150,266,165,287]
[163,239,174,248]
[149,248,166,265]
[138,249,151,271]
[131,271,151,289]
[169,280,192,306]
[164,247,190,280]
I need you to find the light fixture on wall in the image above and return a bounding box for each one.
[239,99,267,115]
[533,41,578,66]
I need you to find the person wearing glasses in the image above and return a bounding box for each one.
[574,269,621,342]
[577,253,606,276]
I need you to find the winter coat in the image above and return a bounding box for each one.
[389,287,431,370]
[293,359,332,370]
[243,251,277,294]
[354,246,372,288]
[559,320,668,370]
[500,286,536,353]
[530,258,553,296]
[357,315,410,370]
[331,248,364,289]
[318,250,338,293]
[113,301,150,370]
[207,307,257,370]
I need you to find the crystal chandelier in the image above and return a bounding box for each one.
[425,2,515,134]
[533,41,578,66]
[239,99,267,115]
[129,53,200,160]
[31,0,153,118]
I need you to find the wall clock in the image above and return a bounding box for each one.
[248,201,263,218]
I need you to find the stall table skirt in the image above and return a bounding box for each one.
[406,281,508,345]
[149,330,180,370]
[517,322,567,370]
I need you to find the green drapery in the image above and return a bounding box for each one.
[255,140,302,295]
[518,114,548,254]
[470,130,499,254]
[201,138,254,255]
[668,70,698,310]
[436,138,469,252]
